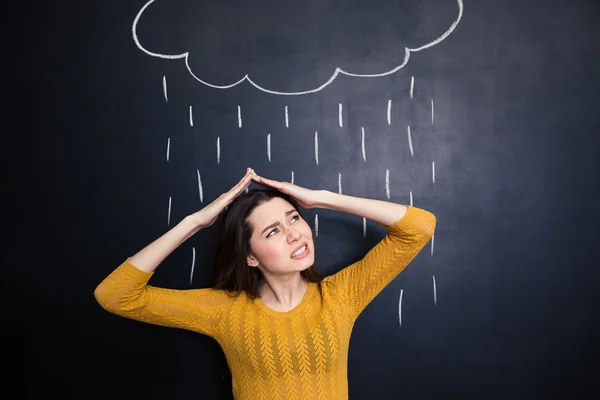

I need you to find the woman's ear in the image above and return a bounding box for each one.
[247,254,259,267]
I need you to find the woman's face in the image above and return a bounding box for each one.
[246,197,315,277]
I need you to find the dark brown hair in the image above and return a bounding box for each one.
[210,188,322,298]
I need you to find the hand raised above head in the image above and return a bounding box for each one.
[250,169,323,209]
[190,168,253,228]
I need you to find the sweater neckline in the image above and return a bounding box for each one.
[254,282,316,318]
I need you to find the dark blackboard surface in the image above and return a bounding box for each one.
[10,0,600,398]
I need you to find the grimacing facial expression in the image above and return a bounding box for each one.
[246,197,315,276]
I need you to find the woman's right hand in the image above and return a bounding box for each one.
[189,168,253,229]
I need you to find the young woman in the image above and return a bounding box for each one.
[95,168,436,400]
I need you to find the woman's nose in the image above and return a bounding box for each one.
[287,228,301,242]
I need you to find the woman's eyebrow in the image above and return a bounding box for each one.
[261,210,297,234]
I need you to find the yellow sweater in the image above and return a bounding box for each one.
[95,206,436,400]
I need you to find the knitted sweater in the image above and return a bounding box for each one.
[94,206,436,400]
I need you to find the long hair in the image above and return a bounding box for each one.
[210,188,322,298]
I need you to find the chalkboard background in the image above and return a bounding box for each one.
[12,0,600,398]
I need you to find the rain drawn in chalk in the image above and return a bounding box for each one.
[338,103,343,127]
[363,217,367,238]
[387,100,392,125]
[238,105,242,128]
[190,247,196,285]
[433,275,437,305]
[267,134,271,162]
[398,289,404,327]
[385,169,390,200]
[285,106,289,127]
[410,76,415,99]
[197,170,203,203]
[431,100,435,124]
[217,137,221,164]
[407,126,414,157]
[166,138,170,161]
[189,106,194,126]
[167,196,172,226]
[338,173,343,194]
[409,191,413,206]
[162,75,168,102]
[432,161,436,183]
[431,234,435,256]
[361,127,366,162]
[290,170,295,185]
[314,132,319,165]
[315,214,319,238]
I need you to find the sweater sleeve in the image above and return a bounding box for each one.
[323,206,436,321]
[94,258,232,338]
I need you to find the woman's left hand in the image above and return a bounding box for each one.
[250,169,323,209]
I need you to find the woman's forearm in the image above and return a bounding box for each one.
[128,215,201,273]
[315,190,409,226]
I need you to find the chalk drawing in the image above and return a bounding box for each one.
[190,247,196,285]
[238,106,242,128]
[398,289,404,327]
[189,106,193,127]
[338,103,343,127]
[385,169,390,200]
[432,161,436,183]
[285,106,289,127]
[197,170,203,203]
[166,138,170,161]
[431,100,435,124]
[433,275,437,305]
[267,133,271,162]
[363,217,366,238]
[167,196,172,226]
[133,0,464,95]
[338,173,342,194]
[162,75,168,102]
[217,137,220,164]
[314,132,319,165]
[315,214,319,237]
[361,127,366,162]
[410,76,415,99]
[291,170,295,185]
[407,126,414,157]
[387,100,392,125]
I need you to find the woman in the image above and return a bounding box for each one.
[95,168,436,400]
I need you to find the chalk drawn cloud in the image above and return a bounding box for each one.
[132,0,463,95]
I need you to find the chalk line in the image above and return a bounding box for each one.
[398,289,404,327]
[197,170,203,203]
[432,161,436,183]
[291,170,295,185]
[338,173,342,194]
[361,127,366,162]
[407,126,414,157]
[314,132,319,165]
[168,196,172,226]
[285,106,289,127]
[133,1,464,95]
[315,214,319,237]
[363,217,367,238]
[386,169,390,200]
[433,275,437,305]
[431,234,435,256]
[410,76,415,99]
[431,100,435,124]
[238,105,242,128]
[190,247,196,285]
[189,106,193,127]
[217,137,220,164]
[338,103,343,127]
[166,138,170,161]
[387,100,392,125]
[267,133,271,162]
[162,76,168,102]
[409,191,413,206]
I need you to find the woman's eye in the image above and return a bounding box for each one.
[290,215,299,223]
[267,229,278,238]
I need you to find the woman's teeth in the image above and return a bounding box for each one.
[292,245,307,258]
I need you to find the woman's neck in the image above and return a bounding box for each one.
[258,273,308,312]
